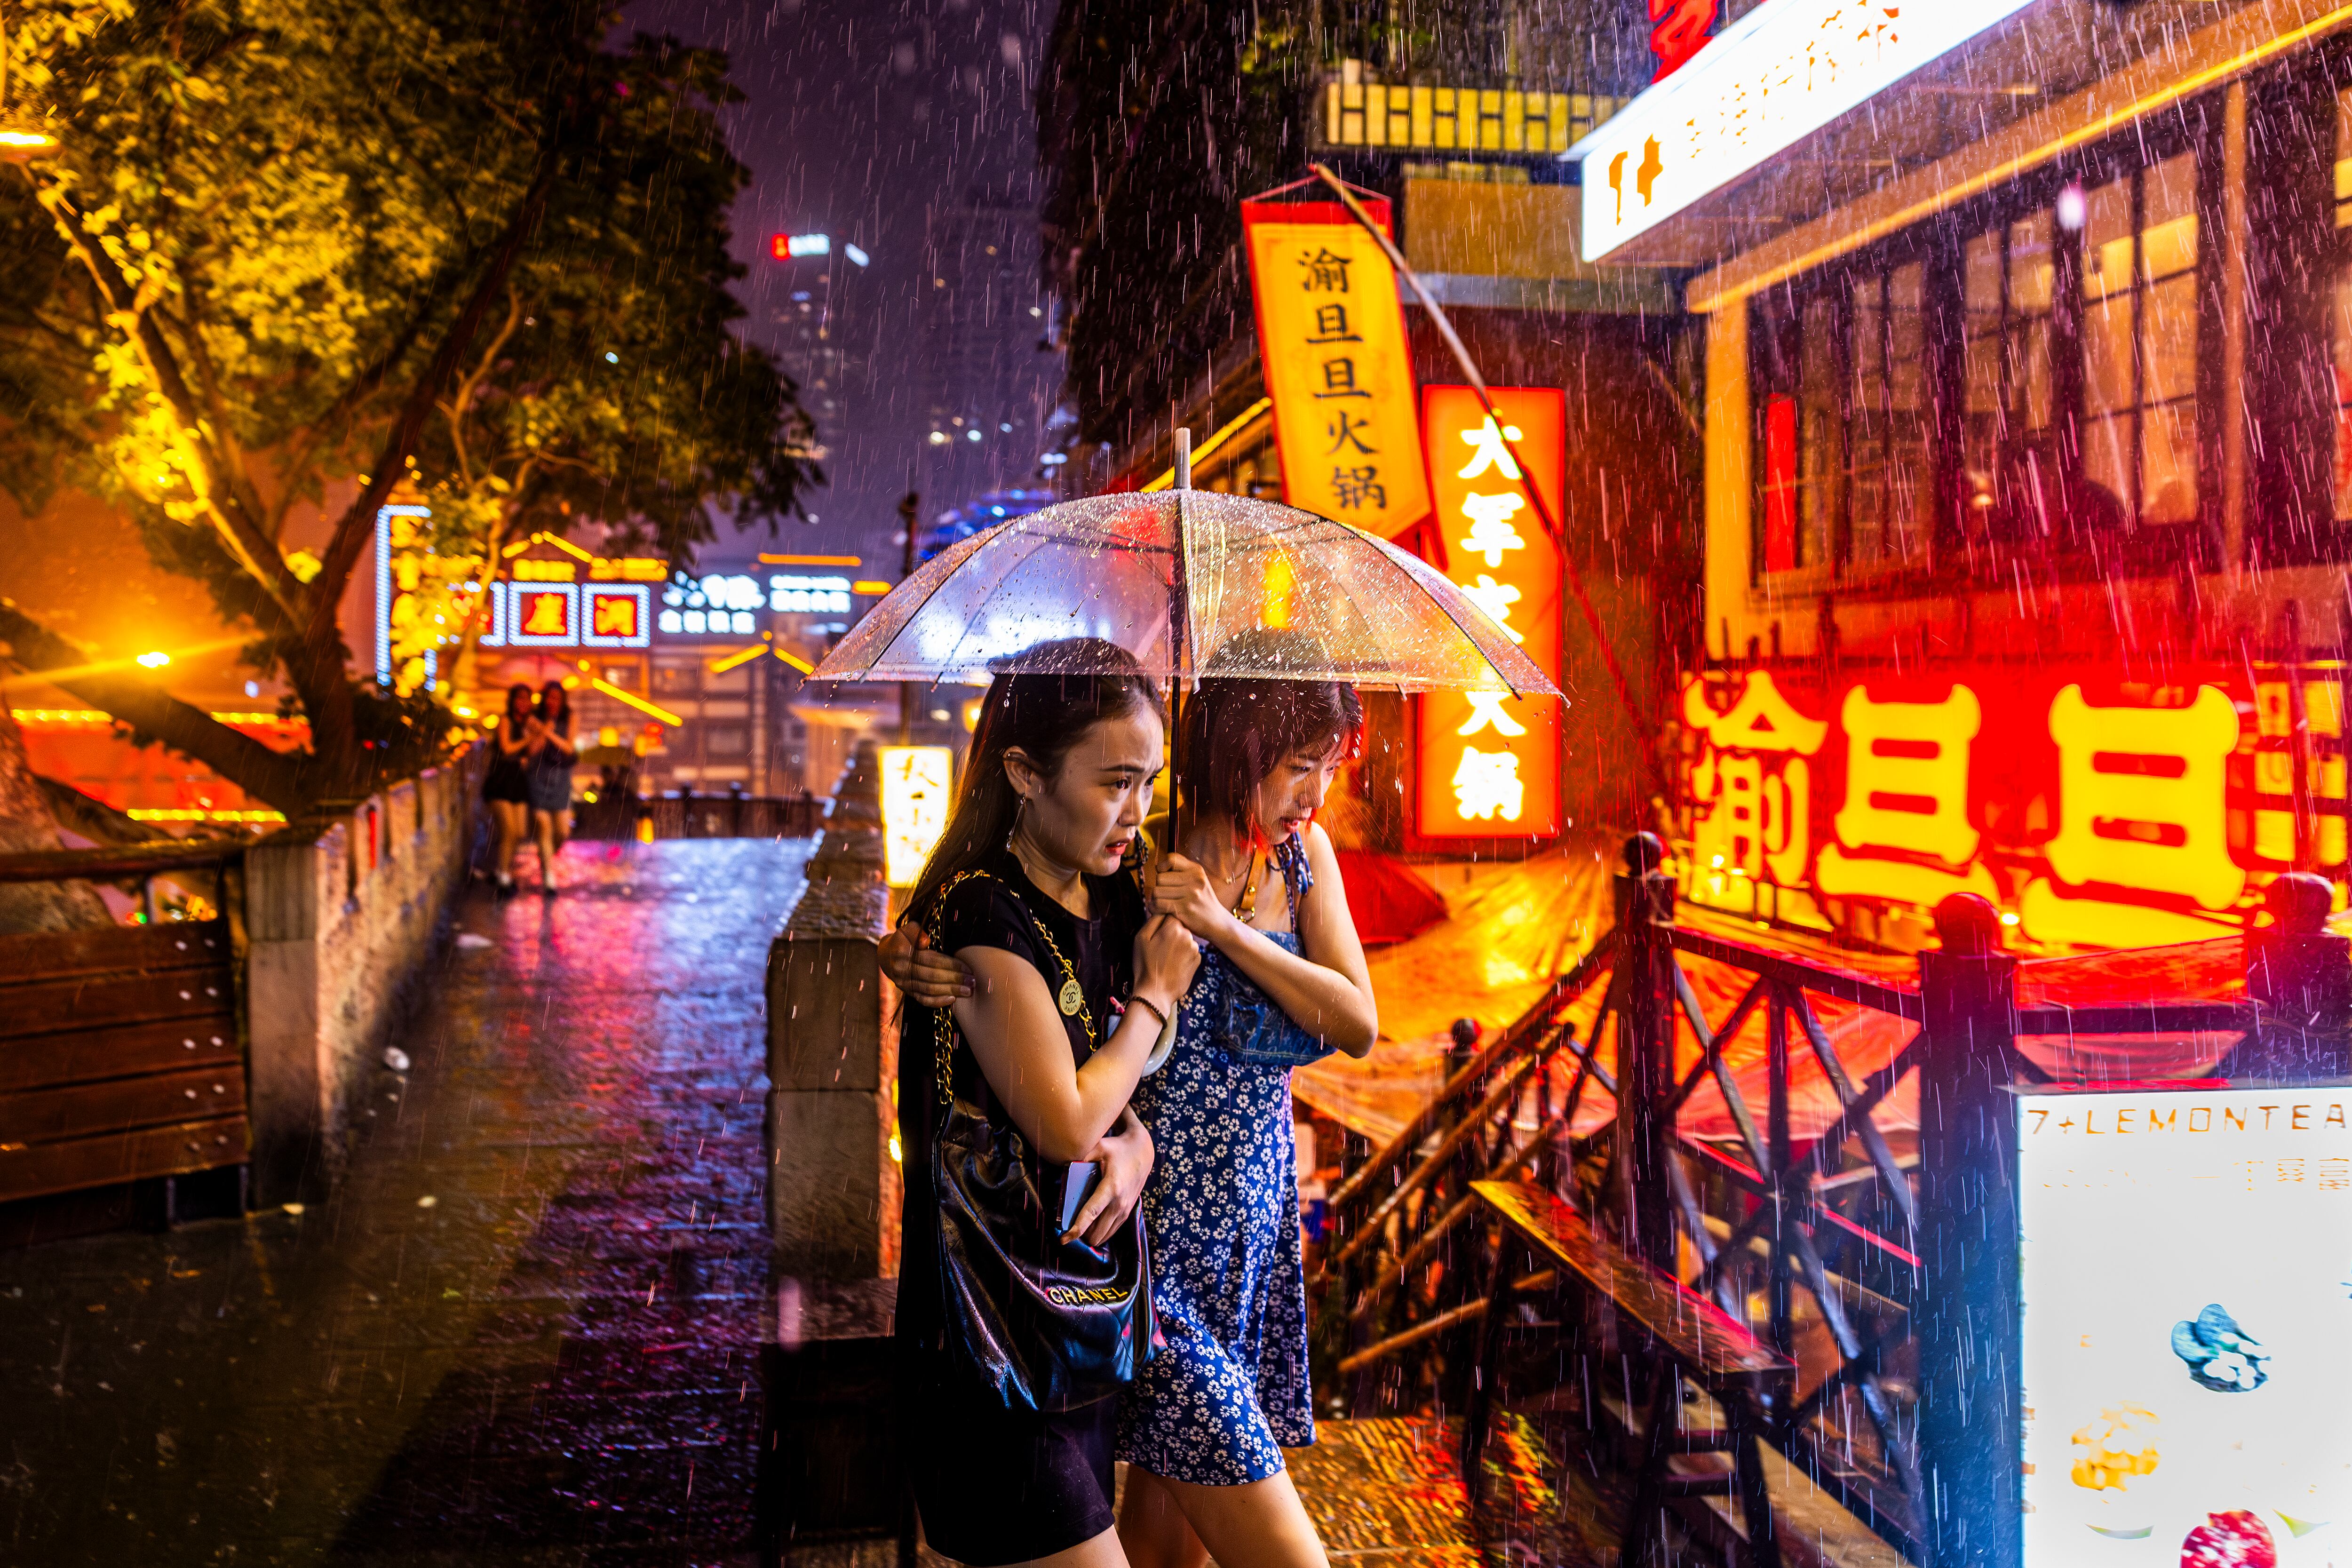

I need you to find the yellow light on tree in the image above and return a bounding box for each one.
[881,746,955,889]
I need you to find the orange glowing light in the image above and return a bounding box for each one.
[1261,553,1297,629]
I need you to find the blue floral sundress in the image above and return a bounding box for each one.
[1118,835,1319,1485]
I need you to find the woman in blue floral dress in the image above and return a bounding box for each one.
[1126,631,1378,1568]
[887,631,1377,1568]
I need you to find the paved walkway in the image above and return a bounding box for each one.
[0,839,811,1567]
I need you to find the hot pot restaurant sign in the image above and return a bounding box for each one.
[1414,386,1563,840]
[1677,666,2346,948]
[1240,193,1428,537]
[2018,1085,2352,1565]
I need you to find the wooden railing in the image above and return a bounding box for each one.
[1315,833,2335,1565]
[574,789,827,842]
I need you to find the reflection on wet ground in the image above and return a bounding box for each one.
[0,839,811,1566]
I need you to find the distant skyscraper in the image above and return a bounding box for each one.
[769,246,872,452]
[920,183,1058,489]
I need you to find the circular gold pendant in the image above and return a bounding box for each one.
[1058,977,1084,1017]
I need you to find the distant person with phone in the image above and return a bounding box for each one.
[893,638,1199,1568]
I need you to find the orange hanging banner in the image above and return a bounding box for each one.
[1239,192,1429,536]
[1414,385,1565,840]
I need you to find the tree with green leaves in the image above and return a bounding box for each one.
[0,0,818,817]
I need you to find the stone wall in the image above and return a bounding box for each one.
[766,740,901,1280]
[245,752,483,1202]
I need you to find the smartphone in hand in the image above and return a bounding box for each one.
[1059,1162,1100,1234]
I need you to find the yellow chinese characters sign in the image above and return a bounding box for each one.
[1240,192,1428,535]
[881,746,956,889]
[1680,666,2344,949]
[1414,386,1563,840]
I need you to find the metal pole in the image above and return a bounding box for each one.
[897,491,919,747]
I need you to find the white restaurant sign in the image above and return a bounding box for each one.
[1570,0,2038,261]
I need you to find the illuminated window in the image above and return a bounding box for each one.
[1755,293,1836,573]
[2080,152,2200,526]
[1755,263,1930,576]
[1962,214,2057,533]
[1847,262,1930,568]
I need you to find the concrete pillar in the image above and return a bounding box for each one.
[243,820,342,1204]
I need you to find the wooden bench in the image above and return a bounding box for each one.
[0,920,246,1209]
[1463,1179,1796,1568]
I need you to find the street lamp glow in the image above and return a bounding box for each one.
[844,242,870,267]
[136,651,170,669]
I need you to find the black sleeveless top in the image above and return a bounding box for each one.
[896,848,1147,1349]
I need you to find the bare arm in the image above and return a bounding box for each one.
[495,721,530,757]
[951,915,1197,1162]
[1156,824,1377,1057]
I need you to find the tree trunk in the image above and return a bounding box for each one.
[0,708,114,935]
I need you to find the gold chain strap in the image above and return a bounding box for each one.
[925,868,1097,1106]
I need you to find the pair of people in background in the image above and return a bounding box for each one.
[481,681,577,897]
[883,631,1377,1568]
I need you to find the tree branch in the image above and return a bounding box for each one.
[0,599,314,814]
[21,173,302,620]
[300,122,572,652]
[290,91,578,789]
[442,284,524,488]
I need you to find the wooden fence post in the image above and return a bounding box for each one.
[1914,893,2021,1568]
[1613,831,1678,1272]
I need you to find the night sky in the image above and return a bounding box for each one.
[627,0,1064,575]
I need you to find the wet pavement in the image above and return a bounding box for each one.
[0,838,813,1567]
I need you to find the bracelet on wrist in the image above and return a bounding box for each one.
[1126,992,1170,1033]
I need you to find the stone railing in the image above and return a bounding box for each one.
[765,740,899,1281]
[245,749,485,1202]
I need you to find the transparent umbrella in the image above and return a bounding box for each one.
[809,489,1558,699]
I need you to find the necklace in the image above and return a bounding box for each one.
[1196,840,1260,922]
[1230,851,1261,921]
[925,868,1097,1105]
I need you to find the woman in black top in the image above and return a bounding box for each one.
[899,638,1198,1568]
[482,683,535,896]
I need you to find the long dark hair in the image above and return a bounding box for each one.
[909,638,1167,920]
[1179,629,1363,851]
[503,683,533,732]
[538,680,572,732]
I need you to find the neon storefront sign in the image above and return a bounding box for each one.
[1680,666,2344,948]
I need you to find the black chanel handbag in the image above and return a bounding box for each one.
[924,871,1155,1411]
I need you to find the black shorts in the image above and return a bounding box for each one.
[484,769,531,805]
[899,1355,1118,1566]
